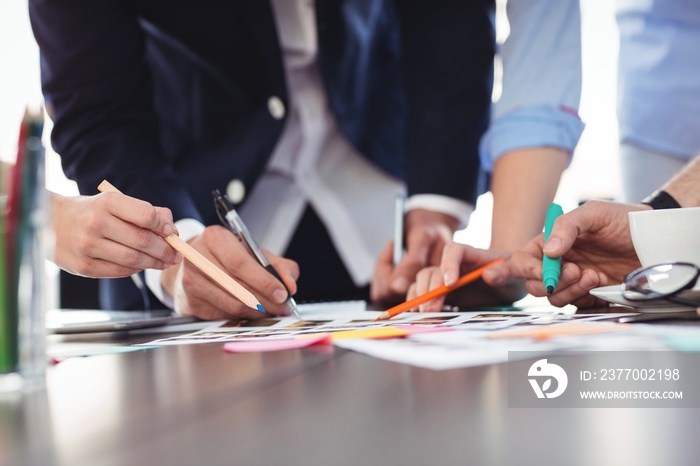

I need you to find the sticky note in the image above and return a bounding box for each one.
[223,334,331,353]
[330,327,410,341]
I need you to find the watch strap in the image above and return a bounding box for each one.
[641,190,681,209]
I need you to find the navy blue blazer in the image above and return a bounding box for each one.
[30,0,494,309]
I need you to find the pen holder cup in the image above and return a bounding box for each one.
[0,180,50,394]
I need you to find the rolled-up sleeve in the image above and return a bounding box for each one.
[480,0,584,172]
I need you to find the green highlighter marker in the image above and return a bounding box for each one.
[542,203,564,294]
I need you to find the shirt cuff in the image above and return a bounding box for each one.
[144,218,206,311]
[405,194,474,229]
[479,105,585,172]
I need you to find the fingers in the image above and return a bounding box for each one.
[564,268,610,309]
[81,193,181,268]
[404,267,445,313]
[524,261,580,297]
[442,242,511,286]
[388,218,452,295]
[99,192,176,238]
[154,207,176,235]
[541,201,627,259]
[416,267,447,312]
[195,227,296,316]
[96,216,181,267]
[96,193,183,267]
[391,233,431,295]
[163,226,302,321]
[482,259,512,287]
[370,242,396,302]
[375,209,457,302]
[69,257,143,279]
[391,209,456,295]
[51,194,181,277]
[509,234,546,281]
[524,262,607,308]
[172,259,270,320]
[56,232,164,278]
[541,214,581,259]
[404,243,517,313]
[440,242,468,286]
[88,235,174,274]
[266,250,300,299]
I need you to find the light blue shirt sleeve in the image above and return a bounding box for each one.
[616,0,700,159]
[480,0,584,172]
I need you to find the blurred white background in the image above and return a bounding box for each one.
[0,0,621,299]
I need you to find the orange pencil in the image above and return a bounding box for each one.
[374,258,505,321]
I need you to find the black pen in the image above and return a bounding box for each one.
[212,190,301,319]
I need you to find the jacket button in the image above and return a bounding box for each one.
[267,96,286,120]
[226,179,246,205]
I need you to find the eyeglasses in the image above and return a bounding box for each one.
[621,262,700,308]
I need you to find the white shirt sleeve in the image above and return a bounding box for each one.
[405,194,474,229]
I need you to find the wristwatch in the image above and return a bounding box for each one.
[641,190,681,209]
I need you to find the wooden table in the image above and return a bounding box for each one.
[3,325,700,466]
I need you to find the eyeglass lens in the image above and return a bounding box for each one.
[623,263,699,300]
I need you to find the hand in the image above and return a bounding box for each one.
[510,200,647,308]
[52,192,182,278]
[371,209,459,304]
[161,225,299,321]
[406,243,526,312]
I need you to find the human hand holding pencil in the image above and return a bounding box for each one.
[376,258,505,321]
[404,240,529,314]
[371,208,460,304]
[98,181,299,320]
[51,190,182,278]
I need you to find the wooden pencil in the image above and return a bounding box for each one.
[97,180,264,312]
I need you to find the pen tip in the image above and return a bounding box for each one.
[256,304,266,314]
[286,298,302,320]
[546,286,554,295]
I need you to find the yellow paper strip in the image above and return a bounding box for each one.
[330,327,410,341]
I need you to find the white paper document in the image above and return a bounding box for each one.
[140,300,634,350]
[335,322,694,371]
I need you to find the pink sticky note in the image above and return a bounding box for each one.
[223,334,332,353]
